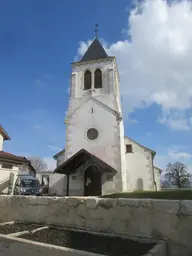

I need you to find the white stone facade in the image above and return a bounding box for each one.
[64,58,126,193]
[124,137,156,191]
[54,39,162,195]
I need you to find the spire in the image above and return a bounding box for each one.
[95,23,99,39]
[79,38,109,62]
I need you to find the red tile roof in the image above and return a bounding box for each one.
[0,125,10,140]
[0,151,30,164]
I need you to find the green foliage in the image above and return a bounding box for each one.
[101,190,192,200]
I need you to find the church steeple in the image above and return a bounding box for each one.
[80,38,109,62]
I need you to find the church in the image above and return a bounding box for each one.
[53,36,162,196]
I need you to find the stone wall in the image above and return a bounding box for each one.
[0,196,192,256]
[0,234,100,256]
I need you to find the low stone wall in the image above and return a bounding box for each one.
[0,196,191,256]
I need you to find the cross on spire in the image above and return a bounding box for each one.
[95,23,99,39]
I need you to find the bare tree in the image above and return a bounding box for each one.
[27,156,48,173]
[165,162,191,188]
[161,180,171,189]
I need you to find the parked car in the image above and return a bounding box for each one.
[13,175,43,196]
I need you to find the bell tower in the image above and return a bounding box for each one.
[64,37,126,193]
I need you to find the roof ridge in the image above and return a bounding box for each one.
[0,151,30,163]
[124,136,156,155]
[67,97,121,120]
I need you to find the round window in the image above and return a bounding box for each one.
[87,128,98,140]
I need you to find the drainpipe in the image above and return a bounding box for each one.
[151,152,157,191]
[66,174,69,196]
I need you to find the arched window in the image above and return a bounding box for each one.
[94,69,102,88]
[84,70,91,90]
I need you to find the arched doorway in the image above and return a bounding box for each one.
[84,165,102,196]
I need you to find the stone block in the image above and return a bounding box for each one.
[66,197,80,207]
[117,199,153,209]
[148,242,167,256]
[167,239,192,256]
[153,200,179,214]
[98,199,114,209]
[85,198,98,209]
[0,234,105,256]
[180,200,192,216]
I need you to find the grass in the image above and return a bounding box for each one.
[101,190,192,200]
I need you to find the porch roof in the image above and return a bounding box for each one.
[54,149,117,175]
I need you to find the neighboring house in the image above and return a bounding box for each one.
[53,149,65,167]
[19,162,36,177]
[53,36,162,196]
[0,125,36,193]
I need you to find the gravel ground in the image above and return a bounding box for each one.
[20,227,155,256]
[0,223,43,234]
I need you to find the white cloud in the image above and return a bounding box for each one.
[34,74,52,88]
[187,165,192,174]
[32,124,44,130]
[158,108,192,131]
[159,116,191,131]
[48,144,62,152]
[154,145,192,175]
[77,0,192,130]
[34,79,48,88]
[127,118,139,124]
[75,40,92,61]
[168,149,192,159]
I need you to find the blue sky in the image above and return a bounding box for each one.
[1,0,192,171]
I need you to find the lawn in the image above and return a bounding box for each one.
[101,190,192,200]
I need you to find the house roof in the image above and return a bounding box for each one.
[79,38,110,62]
[54,148,117,175]
[53,149,65,160]
[124,136,156,156]
[0,125,10,140]
[0,151,30,164]
[154,166,163,174]
[27,163,37,173]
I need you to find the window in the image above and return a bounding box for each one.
[87,128,98,140]
[2,163,12,169]
[72,175,77,180]
[42,175,49,186]
[94,69,102,88]
[21,179,40,188]
[84,70,92,90]
[107,175,113,181]
[126,144,133,153]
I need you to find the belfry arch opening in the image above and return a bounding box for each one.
[84,70,92,90]
[94,68,102,88]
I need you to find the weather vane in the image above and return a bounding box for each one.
[95,23,99,39]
